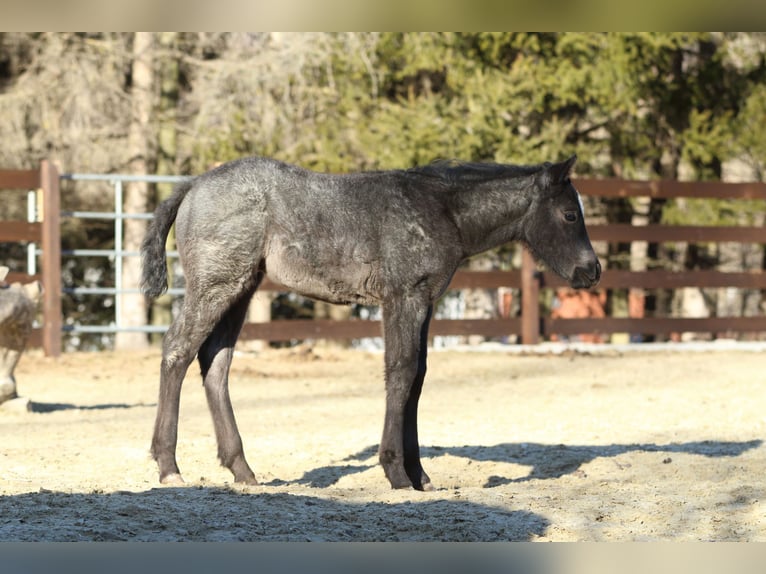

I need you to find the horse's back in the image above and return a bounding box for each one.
[174,157,293,233]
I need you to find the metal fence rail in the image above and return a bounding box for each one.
[57,173,191,336]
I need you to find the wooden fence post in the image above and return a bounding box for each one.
[40,160,62,357]
[521,248,540,345]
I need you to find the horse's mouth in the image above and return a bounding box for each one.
[568,261,601,289]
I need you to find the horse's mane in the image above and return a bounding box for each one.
[403,159,544,189]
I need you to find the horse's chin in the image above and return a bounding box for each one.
[568,276,597,290]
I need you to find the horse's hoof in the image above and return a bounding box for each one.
[421,481,436,492]
[235,475,259,486]
[390,480,415,490]
[160,472,185,485]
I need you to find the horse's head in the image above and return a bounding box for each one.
[522,155,601,289]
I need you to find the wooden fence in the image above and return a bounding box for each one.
[2,162,766,354]
[553,179,766,343]
[0,161,61,356]
[244,178,766,345]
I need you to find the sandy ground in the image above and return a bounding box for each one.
[1,345,764,542]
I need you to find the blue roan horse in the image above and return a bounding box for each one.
[141,154,601,490]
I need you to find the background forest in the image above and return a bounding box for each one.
[1,32,765,349]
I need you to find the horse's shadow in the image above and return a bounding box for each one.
[285,439,763,489]
[1,488,551,542]
[28,401,153,413]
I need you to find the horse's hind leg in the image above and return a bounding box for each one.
[151,297,224,484]
[198,286,258,484]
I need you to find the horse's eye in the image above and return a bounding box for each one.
[564,212,578,223]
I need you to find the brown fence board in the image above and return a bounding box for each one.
[575,178,766,200]
[4,272,42,284]
[538,269,766,290]
[242,319,380,341]
[240,317,523,342]
[0,221,42,242]
[588,224,766,243]
[430,318,521,337]
[447,270,521,289]
[0,170,40,190]
[544,316,766,336]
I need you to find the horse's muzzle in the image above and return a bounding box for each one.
[569,260,601,289]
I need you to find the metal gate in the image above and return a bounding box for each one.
[53,174,189,345]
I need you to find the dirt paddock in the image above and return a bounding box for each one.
[1,345,764,541]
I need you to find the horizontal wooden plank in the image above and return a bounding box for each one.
[575,178,766,200]
[241,319,380,341]
[3,272,42,284]
[0,169,39,190]
[242,315,766,341]
[429,318,521,337]
[448,270,521,289]
[539,270,766,290]
[588,224,766,243]
[544,316,766,336]
[240,317,523,342]
[0,221,42,242]
[604,270,766,289]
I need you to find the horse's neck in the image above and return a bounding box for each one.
[448,181,533,258]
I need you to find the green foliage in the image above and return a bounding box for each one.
[181,32,766,249]
[3,33,765,233]
[734,82,766,178]
[179,32,766,195]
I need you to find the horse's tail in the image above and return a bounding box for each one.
[140,178,194,299]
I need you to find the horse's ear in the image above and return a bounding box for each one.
[548,154,577,183]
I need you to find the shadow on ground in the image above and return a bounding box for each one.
[0,487,549,542]
[29,402,155,413]
[291,439,763,488]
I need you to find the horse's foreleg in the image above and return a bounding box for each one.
[402,305,433,491]
[380,296,432,490]
[198,291,257,485]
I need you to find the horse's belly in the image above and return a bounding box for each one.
[264,247,382,306]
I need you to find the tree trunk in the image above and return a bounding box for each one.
[116,32,154,350]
